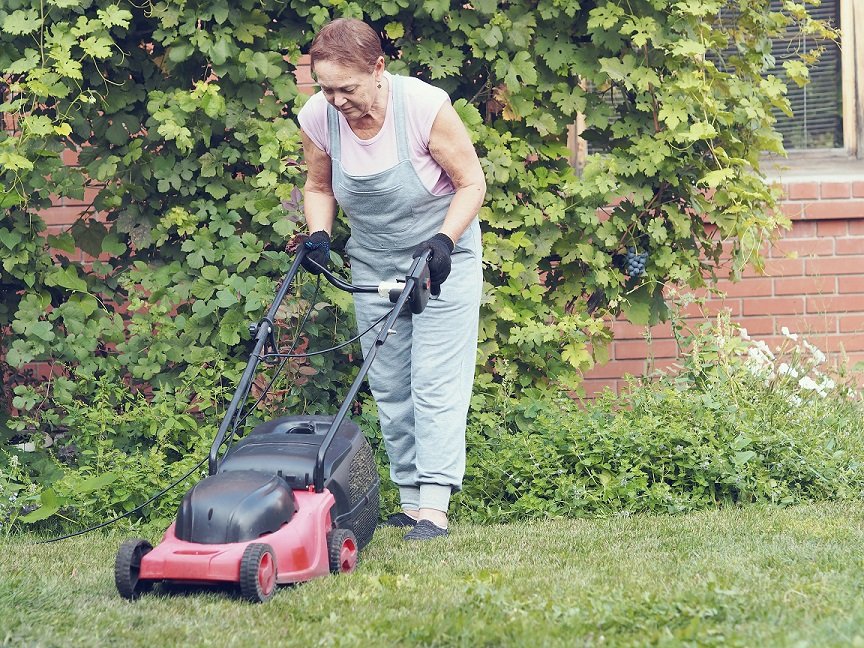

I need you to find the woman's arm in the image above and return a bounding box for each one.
[300,130,337,235]
[428,102,487,244]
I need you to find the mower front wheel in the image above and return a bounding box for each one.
[239,543,277,603]
[327,528,358,574]
[115,539,154,600]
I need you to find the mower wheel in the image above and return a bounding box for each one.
[115,539,154,600]
[327,528,358,574]
[239,543,277,603]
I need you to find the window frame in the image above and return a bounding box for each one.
[568,0,864,174]
[771,0,864,179]
[840,0,864,159]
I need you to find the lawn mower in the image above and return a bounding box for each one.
[114,247,432,602]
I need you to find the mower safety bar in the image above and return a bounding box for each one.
[308,257,431,314]
[208,247,308,475]
[313,252,431,493]
[208,246,432,478]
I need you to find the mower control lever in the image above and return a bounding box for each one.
[309,251,432,315]
[376,266,431,315]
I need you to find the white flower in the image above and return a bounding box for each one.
[788,394,803,407]
[798,376,819,391]
[781,326,799,341]
[738,327,750,340]
[778,363,799,378]
[803,340,826,365]
[746,347,772,375]
[753,340,775,359]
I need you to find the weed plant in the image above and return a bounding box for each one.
[0,370,222,536]
[3,313,862,535]
[451,313,864,523]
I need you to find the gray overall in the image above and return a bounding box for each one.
[328,74,482,512]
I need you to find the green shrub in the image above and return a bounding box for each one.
[1,368,224,535]
[5,312,861,534]
[453,316,864,522]
[0,1,846,533]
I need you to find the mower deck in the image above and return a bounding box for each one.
[139,489,337,586]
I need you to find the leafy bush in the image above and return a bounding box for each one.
[1,368,224,535]
[453,316,864,522]
[0,1,842,532]
[5,311,861,534]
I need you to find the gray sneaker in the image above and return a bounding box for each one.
[403,519,448,540]
[381,512,418,528]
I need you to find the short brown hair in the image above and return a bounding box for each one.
[309,18,384,73]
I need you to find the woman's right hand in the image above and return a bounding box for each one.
[412,233,454,296]
[301,230,331,273]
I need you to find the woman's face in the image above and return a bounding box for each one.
[313,58,385,120]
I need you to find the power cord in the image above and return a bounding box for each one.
[37,272,386,543]
[38,456,207,544]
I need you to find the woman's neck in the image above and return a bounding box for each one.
[345,75,389,138]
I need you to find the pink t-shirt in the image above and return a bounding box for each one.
[297,72,455,195]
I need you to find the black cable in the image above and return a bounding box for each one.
[37,455,208,544]
[259,307,393,361]
[234,276,322,429]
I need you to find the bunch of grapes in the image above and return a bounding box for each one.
[623,247,648,277]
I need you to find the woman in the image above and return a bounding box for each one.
[296,18,485,540]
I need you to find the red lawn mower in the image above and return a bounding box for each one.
[114,249,432,602]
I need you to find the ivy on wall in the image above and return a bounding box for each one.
[0,0,830,520]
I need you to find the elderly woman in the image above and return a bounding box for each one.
[296,18,485,540]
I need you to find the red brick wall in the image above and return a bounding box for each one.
[38,148,100,260]
[582,179,864,396]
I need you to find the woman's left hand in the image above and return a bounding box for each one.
[412,233,455,295]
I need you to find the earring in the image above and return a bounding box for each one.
[377,82,382,89]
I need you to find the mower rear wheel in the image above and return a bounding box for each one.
[239,543,277,603]
[327,528,358,574]
[115,539,154,600]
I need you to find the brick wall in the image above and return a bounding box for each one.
[38,148,98,259]
[582,178,864,396]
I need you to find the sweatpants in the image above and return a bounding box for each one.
[347,220,482,512]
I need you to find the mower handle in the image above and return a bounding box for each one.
[208,247,432,476]
[305,257,431,314]
[313,252,431,492]
[208,247,308,474]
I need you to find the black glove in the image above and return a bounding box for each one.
[301,230,331,274]
[412,233,454,296]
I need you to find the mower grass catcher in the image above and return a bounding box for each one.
[115,249,433,602]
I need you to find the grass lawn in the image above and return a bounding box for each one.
[2,501,863,647]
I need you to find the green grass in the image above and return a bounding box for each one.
[3,502,864,647]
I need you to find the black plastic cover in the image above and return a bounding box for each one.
[174,470,296,544]
[218,415,379,549]
[218,416,351,491]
